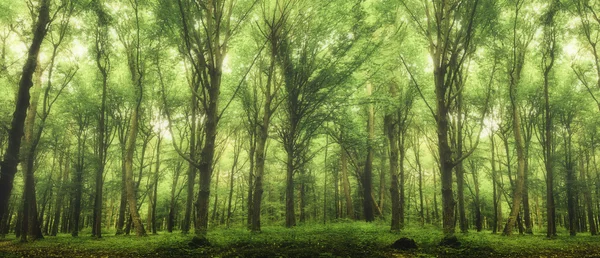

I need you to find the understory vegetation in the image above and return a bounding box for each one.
[1,222,600,257]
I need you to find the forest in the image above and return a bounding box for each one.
[1,0,600,257]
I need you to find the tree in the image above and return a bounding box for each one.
[170,0,257,238]
[401,0,495,236]
[248,0,286,232]
[540,0,559,238]
[502,0,535,236]
[118,0,147,237]
[0,0,51,230]
[92,0,112,239]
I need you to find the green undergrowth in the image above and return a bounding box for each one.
[1,222,599,257]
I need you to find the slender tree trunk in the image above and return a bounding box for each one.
[565,131,577,236]
[92,3,110,237]
[363,83,375,222]
[71,123,87,237]
[246,150,254,228]
[542,10,557,237]
[341,145,353,219]
[583,152,597,235]
[417,145,425,228]
[455,92,468,234]
[226,141,238,228]
[503,0,530,236]
[379,150,385,214]
[523,153,532,234]
[285,148,296,227]
[300,170,306,223]
[0,0,50,228]
[211,169,220,223]
[51,151,67,236]
[433,168,439,223]
[182,89,198,234]
[168,162,181,233]
[385,111,400,231]
[150,136,161,234]
[116,143,127,235]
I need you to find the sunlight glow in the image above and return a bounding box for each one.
[563,38,580,59]
[71,38,87,60]
[223,54,231,74]
[152,113,172,140]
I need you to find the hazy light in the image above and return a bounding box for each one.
[563,39,579,59]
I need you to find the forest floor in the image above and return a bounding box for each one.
[0,222,599,257]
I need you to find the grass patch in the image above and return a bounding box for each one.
[1,222,599,257]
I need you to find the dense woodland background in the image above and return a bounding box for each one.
[0,0,600,245]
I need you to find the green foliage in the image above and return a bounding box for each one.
[3,223,600,257]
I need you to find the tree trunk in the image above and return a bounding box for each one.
[226,139,238,228]
[211,169,220,224]
[455,92,468,234]
[182,90,198,234]
[150,136,161,234]
[584,151,597,235]
[503,72,526,236]
[251,104,272,231]
[385,111,400,231]
[300,171,306,223]
[168,162,181,233]
[285,149,296,227]
[363,83,375,223]
[523,153,532,234]
[21,61,43,242]
[436,103,454,236]
[565,131,577,236]
[195,89,219,237]
[416,144,425,228]
[71,117,88,237]
[0,0,50,227]
[116,142,127,235]
[51,151,68,236]
[541,8,557,237]
[124,107,146,237]
[92,2,110,238]
[341,145,353,219]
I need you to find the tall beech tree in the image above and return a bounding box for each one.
[540,0,559,238]
[502,0,535,236]
[0,0,51,229]
[247,0,286,232]
[92,0,111,239]
[401,0,495,236]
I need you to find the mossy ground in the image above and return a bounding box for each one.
[1,222,599,257]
